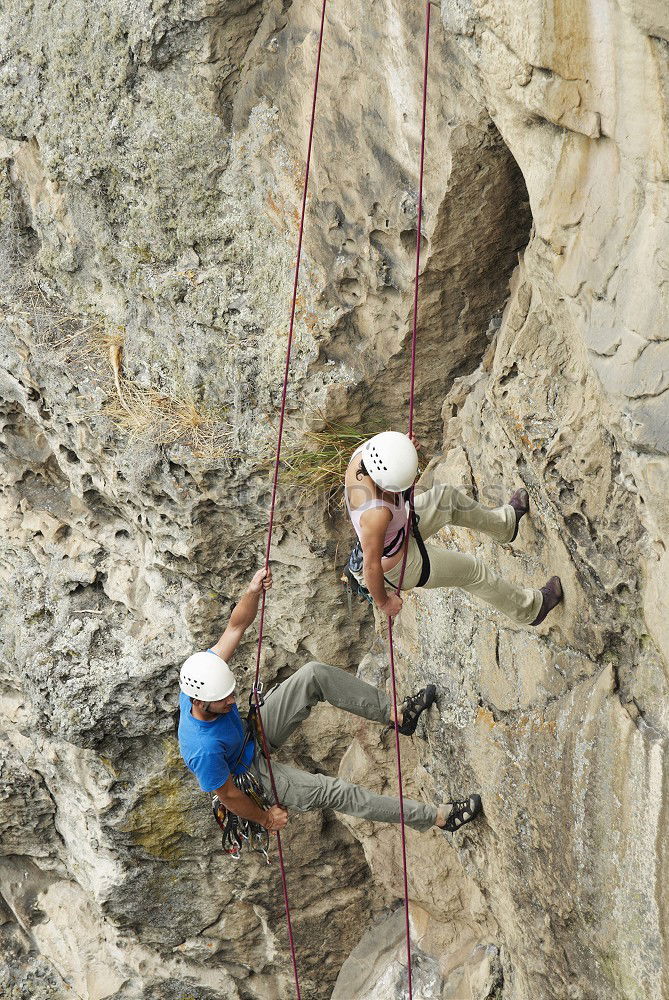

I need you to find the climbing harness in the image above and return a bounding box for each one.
[342,494,430,606]
[210,683,276,862]
[384,6,433,999]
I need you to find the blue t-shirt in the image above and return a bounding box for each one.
[178,692,255,793]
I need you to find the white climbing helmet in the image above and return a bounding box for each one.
[180,651,236,702]
[362,432,418,493]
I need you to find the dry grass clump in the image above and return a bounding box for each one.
[0,211,230,461]
[104,342,231,460]
[280,422,376,510]
[11,285,230,461]
[8,282,101,352]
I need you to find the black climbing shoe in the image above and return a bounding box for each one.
[530,576,563,627]
[508,488,529,543]
[441,794,482,833]
[397,684,437,736]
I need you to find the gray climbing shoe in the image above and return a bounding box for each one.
[397,684,437,736]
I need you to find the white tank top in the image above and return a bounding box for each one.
[346,446,409,557]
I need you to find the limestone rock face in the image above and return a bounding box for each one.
[0,0,667,999]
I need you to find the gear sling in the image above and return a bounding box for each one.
[211,684,275,861]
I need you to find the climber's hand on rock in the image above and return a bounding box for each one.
[380,593,403,618]
[409,431,421,451]
[264,805,288,832]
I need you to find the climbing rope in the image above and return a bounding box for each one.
[387,4,432,998]
[251,1,328,997]
[249,2,430,994]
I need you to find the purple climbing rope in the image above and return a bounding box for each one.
[386,4,432,998]
[251,3,329,997]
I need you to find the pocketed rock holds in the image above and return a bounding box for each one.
[0,0,668,997]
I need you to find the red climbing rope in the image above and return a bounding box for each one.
[252,2,329,997]
[387,4,432,998]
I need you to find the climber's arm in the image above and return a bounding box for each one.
[210,568,273,662]
[216,776,287,831]
[360,508,402,617]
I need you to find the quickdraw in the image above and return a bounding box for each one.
[340,550,374,609]
[212,771,272,863]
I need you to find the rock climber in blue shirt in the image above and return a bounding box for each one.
[178,567,289,833]
[178,567,482,838]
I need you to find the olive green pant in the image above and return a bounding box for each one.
[251,661,438,832]
[381,482,543,625]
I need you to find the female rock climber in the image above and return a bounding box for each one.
[344,431,563,625]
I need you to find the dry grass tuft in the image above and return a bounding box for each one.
[8,282,230,461]
[280,422,377,510]
[9,283,102,352]
[104,342,231,460]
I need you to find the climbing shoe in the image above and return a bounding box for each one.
[441,794,482,833]
[397,684,437,736]
[530,575,563,627]
[508,488,529,542]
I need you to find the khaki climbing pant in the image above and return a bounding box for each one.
[251,661,438,832]
[381,482,543,625]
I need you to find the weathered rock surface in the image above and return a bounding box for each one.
[0,0,667,998]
